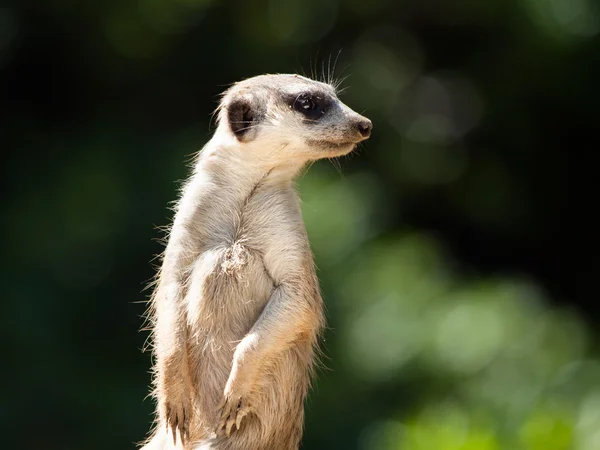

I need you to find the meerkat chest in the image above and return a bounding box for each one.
[238,187,306,252]
[202,185,308,282]
[184,186,305,330]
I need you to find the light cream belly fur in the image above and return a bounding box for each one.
[183,242,273,433]
[162,241,312,449]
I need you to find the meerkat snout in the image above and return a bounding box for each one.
[356,118,373,139]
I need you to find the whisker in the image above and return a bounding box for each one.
[296,56,307,80]
[332,49,343,86]
[334,74,350,94]
[329,157,344,179]
[312,50,320,81]
[297,160,316,179]
[327,52,332,86]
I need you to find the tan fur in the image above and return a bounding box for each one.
[140,74,371,450]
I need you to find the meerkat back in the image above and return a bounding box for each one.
[140,74,372,450]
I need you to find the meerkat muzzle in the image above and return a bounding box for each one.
[356,118,373,139]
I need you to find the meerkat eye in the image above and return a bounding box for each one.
[293,93,326,120]
[297,96,316,112]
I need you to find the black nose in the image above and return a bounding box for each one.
[356,119,372,138]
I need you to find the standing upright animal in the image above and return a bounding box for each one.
[140,73,372,450]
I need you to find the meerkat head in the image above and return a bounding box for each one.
[215,74,372,164]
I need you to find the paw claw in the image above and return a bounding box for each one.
[235,407,248,431]
[215,395,251,438]
[225,416,234,437]
[164,400,192,446]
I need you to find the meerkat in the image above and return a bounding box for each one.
[140,73,372,450]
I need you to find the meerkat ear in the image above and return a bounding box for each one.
[227,97,260,142]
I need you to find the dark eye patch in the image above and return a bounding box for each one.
[290,92,331,121]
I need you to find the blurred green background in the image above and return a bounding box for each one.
[2,0,600,449]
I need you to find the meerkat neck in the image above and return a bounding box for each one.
[197,140,306,188]
[174,141,305,246]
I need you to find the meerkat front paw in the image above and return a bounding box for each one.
[163,392,192,445]
[216,335,258,437]
[216,392,252,437]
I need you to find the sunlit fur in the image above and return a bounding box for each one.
[140,74,371,450]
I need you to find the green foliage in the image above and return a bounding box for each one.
[300,167,599,450]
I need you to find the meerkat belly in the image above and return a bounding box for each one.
[183,240,275,425]
[186,242,274,344]
[181,187,305,427]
